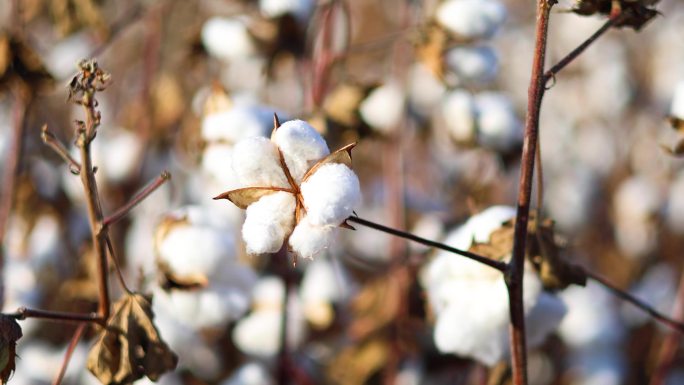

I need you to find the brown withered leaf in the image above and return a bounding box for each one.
[573,0,660,30]
[213,186,293,209]
[87,293,177,385]
[302,143,356,182]
[326,339,389,385]
[0,315,22,385]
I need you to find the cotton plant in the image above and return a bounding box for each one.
[421,206,567,366]
[214,118,361,260]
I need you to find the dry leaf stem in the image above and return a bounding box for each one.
[103,171,170,227]
[51,323,87,385]
[506,2,554,384]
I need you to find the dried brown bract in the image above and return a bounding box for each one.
[573,0,660,30]
[0,316,22,385]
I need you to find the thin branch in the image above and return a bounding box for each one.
[105,236,133,295]
[103,171,171,227]
[51,323,87,385]
[346,216,507,272]
[507,1,555,384]
[586,270,684,334]
[542,11,626,85]
[9,308,102,324]
[41,125,82,174]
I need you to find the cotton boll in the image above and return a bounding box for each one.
[243,192,296,254]
[435,0,506,40]
[475,92,522,152]
[408,63,446,117]
[442,89,477,144]
[289,218,334,259]
[44,32,93,79]
[358,82,406,133]
[445,46,498,84]
[259,0,314,21]
[201,105,272,143]
[253,276,285,306]
[272,120,330,182]
[203,143,238,189]
[202,17,256,61]
[232,137,289,188]
[222,362,274,385]
[233,303,306,357]
[670,81,684,119]
[441,205,516,251]
[27,214,62,268]
[98,127,143,183]
[301,163,361,226]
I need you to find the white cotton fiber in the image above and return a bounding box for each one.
[242,192,296,254]
[475,92,522,152]
[253,276,285,306]
[445,46,499,84]
[436,0,506,40]
[671,81,684,119]
[442,89,477,143]
[289,218,334,259]
[201,106,270,143]
[358,82,405,133]
[272,120,330,182]
[300,163,361,226]
[158,223,233,278]
[300,259,343,303]
[233,310,282,356]
[201,17,256,61]
[232,137,289,188]
[221,362,274,385]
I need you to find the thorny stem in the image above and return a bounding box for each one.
[51,323,87,385]
[347,216,507,272]
[0,93,27,309]
[41,125,82,174]
[103,171,171,227]
[542,10,626,86]
[507,1,554,384]
[649,267,684,385]
[9,308,102,324]
[586,271,684,334]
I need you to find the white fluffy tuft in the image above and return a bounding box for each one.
[301,163,361,226]
[445,46,499,84]
[475,92,522,151]
[436,0,506,40]
[232,137,289,188]
[442,89,477,143]
[289,219,334,260]
[242,192,296,254]
[272,120,330,182]
[201,17,256,61]
[359,82,405,133]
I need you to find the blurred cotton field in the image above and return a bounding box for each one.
[1,0,684,384]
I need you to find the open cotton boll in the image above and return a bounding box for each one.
[435,0,506,40]
[201,17,256,61]
[289,218,334,259]
[670,81,684,119]
[243,192,296,254]
[201,105,272,143]
[300,163,361,226]
[232,137,289,188]
[222,362,274,385]
[259,0,314,21]
[475,92,522,152]
[272,120,330,182]
[445,46,498,84]
[358,82,405,133]
[442,89,477,144]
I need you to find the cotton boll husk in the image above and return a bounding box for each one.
[272,120,330,182]
[202,17,256,61]
[442,89,477,144]
[222,362,274,385]
[289,218,334,260]
[475,92,522,151]
[435,0,506,40]
[232,136,289,188]
[445,46,498,85]
[201,105,272,143]
[300,163,361,226]
[358,82,406,133]
[670,81,684,119]
[259,0,314,21]
[408,63,446,117]
[243,192,296,254]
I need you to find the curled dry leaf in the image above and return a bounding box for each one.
[0,315,22,385]
[87,293,178,385]
[572,0,660,30]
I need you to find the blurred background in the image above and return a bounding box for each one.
[1,0,684,384]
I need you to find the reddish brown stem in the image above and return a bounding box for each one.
[103,171,171,227]
[10,307,102,324]
[585,271,684,334]
[51,323,87,385]
[41,125,82,174]
[507,2,554,385]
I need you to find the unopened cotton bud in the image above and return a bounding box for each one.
[359,82,405,133]
[475,92,522,151]
[670,81,684,120]
[201,17,256,61]
[436,0,506,40]
[442,89,477,143]
[445,46,498,84]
